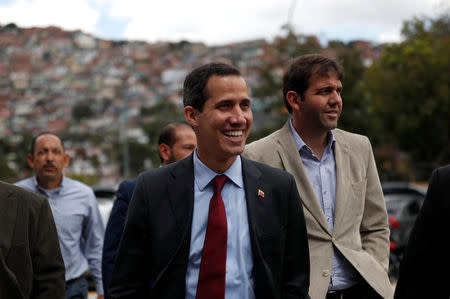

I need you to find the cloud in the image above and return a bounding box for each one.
[0,0,445,44]
[108,0,292,44]
[291,0,442,43]
[378,30,403,44]
[0,0,99,33]
[108,0,442,44]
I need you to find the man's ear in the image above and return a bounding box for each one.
[286,91,302,111]
[27,153,35,169]
[63,153,70,168]
[158,143,171,163]
[184,106,199,128]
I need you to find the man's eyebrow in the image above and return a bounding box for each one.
[237,97,251,103]
[214,99,232,106]
[315,86,333,91]
[315,85,341,92]
[215,98,251,105]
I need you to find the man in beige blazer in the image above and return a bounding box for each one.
[244,54,393,299]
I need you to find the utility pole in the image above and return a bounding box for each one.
[287,0,297,35]
[285,0,298,58]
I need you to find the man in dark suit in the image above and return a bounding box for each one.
[102,122,196,296]
[109,62,310,299]
[0,180,66,299]
[394,164,450,299]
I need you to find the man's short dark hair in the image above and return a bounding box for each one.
[158,123,191,147]
[157,123,191,162]
[30,132,64,155]
[283,54,344,113]
[183,62,241,111]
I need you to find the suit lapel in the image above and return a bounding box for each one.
[241,157,277,294]
[152,156,195,287]
[276,122,331,234]
[241,157,264,241]
[167,156,195,238]
[0,182,19,257]
[332,137,351,230]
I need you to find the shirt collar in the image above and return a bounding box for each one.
[193,149,243,191]
[289,118,336,153]
[33,175,65,193]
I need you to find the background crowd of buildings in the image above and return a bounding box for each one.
[0,22,386,186]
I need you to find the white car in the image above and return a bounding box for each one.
[88,186,117,291]
[93,186,117,228]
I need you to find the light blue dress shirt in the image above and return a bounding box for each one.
[289,119,359,291]
[185,150,255,299]
[15,176,105,295]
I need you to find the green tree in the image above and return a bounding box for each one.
[329,42,370,136]
[140,100,186,171]
[0,133,34,181]
[113,138,155,177]
[0,159,15,182]
[365,14,449,179]
[72,102,94,121]
[250,32,322,138]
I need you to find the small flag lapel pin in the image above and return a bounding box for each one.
[258,189,265,198]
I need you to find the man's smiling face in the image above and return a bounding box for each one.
[186,74,252,170]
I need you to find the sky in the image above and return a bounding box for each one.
[0,0,447,45]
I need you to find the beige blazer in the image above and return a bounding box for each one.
[244,121,393,299]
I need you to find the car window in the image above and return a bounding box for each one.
[385,193,424,216]
[94,189,116,199]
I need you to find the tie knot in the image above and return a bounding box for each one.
[212,175,227,193]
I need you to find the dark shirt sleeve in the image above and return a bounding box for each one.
[102,180,135,297]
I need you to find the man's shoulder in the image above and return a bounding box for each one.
[246,127,284,149]
[242,156,293,180]
[333,128,373,153]
[14,177,34,189]
[116,178,138,201]
[131,160,192,198]
[62,178,97,202]
[436,165,450,180]
[244,127,287,162]
[242,158,297,198]
[64,176,94,192]
[1,180,46,208]
[333,128,369,143]
[141,158,191,179]
[429,165,450,195]
[118,178,138,190]
[139,164,174,180]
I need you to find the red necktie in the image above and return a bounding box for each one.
[196,175,228,299]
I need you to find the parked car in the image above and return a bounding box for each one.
[87,185,117,291]
[382,182,427,281]
[93,186,117,226]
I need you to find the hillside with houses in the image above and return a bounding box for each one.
[0,23,382,185]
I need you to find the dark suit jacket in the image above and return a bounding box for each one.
[394,165,450,299]
[0,181,65,299]
[102,178,137,297]
[109,155,310,299]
